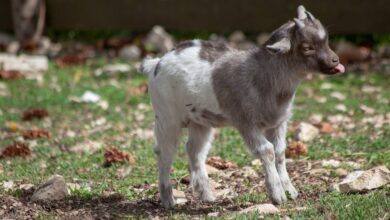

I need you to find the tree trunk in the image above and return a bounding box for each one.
[11,0,46,45]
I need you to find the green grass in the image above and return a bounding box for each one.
[0,60,389,219]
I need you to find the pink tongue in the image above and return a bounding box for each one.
[334,64,345,73]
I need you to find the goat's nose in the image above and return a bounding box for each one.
[332,58,339,63]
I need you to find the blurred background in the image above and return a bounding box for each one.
[0,1,390,219]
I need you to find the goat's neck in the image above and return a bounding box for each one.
[252,49,306,95]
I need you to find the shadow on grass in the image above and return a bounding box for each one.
[15,192,242,218]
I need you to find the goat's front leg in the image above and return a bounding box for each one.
[266,122,298,200]
[241,127,287,205]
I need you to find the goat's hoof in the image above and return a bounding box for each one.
[287,187,299,200]
[161,196,176,208]
[270,190,287,205]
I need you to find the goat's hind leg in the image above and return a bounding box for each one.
[154,119,181,208]
[186,122,215,202]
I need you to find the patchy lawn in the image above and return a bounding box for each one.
[0,59,389,219]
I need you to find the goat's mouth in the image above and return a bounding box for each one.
[320,64,345,75]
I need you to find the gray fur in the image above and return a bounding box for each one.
[143,5,342,207]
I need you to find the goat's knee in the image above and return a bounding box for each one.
[251,141,275,163]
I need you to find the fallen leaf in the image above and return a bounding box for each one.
[22,129,51,139]
[316,122,336,134]
[0,69,22,80]
[206,156,238,170]
[104,147,135,167]
[22,108,49,121]
[55,54,86,67]
[128,82,148,96]
[0,143,31,159]
[286,141,308,158]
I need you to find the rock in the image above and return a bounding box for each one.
[335,166,390,193]
[172,189,187,205]
[94,64,132,77]
[19,183,34,191]
[31,175,68,202]
[228,30,256,50]
[296,122,319,142]
[309,168,330,176]
[335,104,347,112]
[239,203,280,214]
[334,168,348,177]
[0,53,48,74]
[144,26,175,53]
[321,159,341,168]
[6,41,20,54]
[321,160,360,169]
[2,181,14,191]
[330,92,346,100]
[360,105,375,114]
[308,114,323,124]
[241,166,259,178]
[256,33,270,46]
[119,45,142,61]
[72,91,101,103]
[229,30,246,43]
[69,140,103,154]
[251,159,262,166]
[206,164,221,175]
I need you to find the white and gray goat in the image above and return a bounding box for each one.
[140,5,345,208]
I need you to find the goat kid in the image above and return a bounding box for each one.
[140,5,345,208]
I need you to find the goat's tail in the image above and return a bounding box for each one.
[139,57,160,77]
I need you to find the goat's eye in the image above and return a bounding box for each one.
[302,46,313,51]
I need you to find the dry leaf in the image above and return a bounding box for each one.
[22,129,51,139]
[0,143,31,159]
[128,82,148,96]
[22,108,49,121]
[206,156,238,170]
[316,122,336,134]
[0,70,22,80]
[286,141,308,158]
[55,54,86,67]
[104,147,135,167]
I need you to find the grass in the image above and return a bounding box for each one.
[0,59,389,219]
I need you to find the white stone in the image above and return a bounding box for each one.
[239,203,280,214]
[330,92,346,100]
[144,26,175,53]
[119,45,141,61]
[0,53,48,74]
[296,122,319,142]
[80,91,101,103]
[31,175,68,201]
[94,64,132,76]
[334,166,390,193]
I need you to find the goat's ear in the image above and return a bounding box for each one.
[266,38,291,54]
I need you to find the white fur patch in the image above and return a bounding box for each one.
[148,46,224,127]
[318,28,326,39]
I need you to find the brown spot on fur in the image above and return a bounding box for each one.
[199,41,231,63]
[276,91,294,106]
[191,107,196,112]
[174,40,195,54]
[201,109,228,127]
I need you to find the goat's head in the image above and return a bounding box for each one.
[265,5,345,75]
